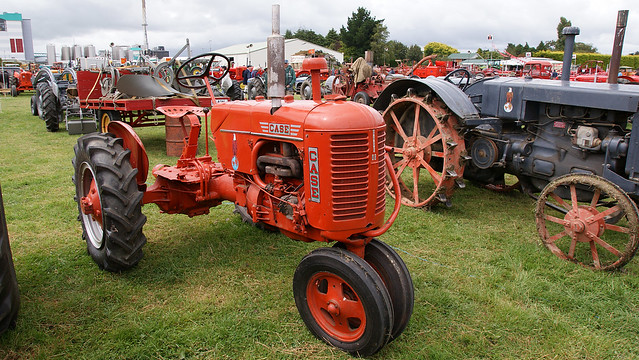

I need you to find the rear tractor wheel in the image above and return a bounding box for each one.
[293,247,393,357]
[535,174,639,270]
[383,93,466,208]
[98,111,121,133]
[225,80,243,101]
[40,83,60,132]
[72,133,147,271]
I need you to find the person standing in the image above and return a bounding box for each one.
[285,60,295,95]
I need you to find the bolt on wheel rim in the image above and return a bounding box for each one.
[79,162,104,249]
[306,272,366,342]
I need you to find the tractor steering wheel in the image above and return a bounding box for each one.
[176,52,230,89]
[444,68,472,91]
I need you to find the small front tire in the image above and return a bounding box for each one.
[353,91,371,106]
[293,247,393,357]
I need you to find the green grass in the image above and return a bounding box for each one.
[1,94,639,359]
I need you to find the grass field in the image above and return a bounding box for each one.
[1,94,638,359]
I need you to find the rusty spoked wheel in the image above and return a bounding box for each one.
[535,174,639,270]
[331,74,349,97]
[382,94,466,208]
[293,247,392,357]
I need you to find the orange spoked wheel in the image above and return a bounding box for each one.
[293,247,393,357]
[383,94,466,208]
[535,174,639,270]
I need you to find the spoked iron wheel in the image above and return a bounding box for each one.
[535,174,639,270]
[331,74,349,97]
[382,94,466,207]
[293,247,393,357]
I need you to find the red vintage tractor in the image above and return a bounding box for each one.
[9,67,34,96]
[72,51,413,356]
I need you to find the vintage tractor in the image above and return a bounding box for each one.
[373,27,639,270]
[71,31,413,356]
[9,66,34,97]
[30,66,93,133]
[332,59,391,106]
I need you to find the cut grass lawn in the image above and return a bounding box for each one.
[1,94,639,359]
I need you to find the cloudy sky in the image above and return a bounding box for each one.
[3,0,638,57]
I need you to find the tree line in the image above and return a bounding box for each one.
[286,9,632,66]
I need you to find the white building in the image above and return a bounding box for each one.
[213,38,343,69]
[0,12,34,62]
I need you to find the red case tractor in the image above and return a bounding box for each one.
[72,51,414,356]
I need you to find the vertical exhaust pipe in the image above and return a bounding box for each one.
[608,10,629,84]
[267,4,285,112]
[561,26,580,83]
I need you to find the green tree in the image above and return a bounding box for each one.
[423,42,457,58]
[406,44,423,62]
[284,29,294,39]
[290,28,325,46]
[386,40,408,66]
[325,28,342,51]
[555,16,572,51]
[536,41,548,52]
[340,7,383,59]
[574,42,598,53]
[370,22,389,65]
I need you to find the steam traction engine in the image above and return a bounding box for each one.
[72,51,413,356]
[373,34,639,270]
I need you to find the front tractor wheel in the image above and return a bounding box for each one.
[535,174,639,270]
[73,133,147,271]
[334,239,414,341]
[293,247,393,357]
[383,94,466,208]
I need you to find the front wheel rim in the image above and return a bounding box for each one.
[306,271,366,342]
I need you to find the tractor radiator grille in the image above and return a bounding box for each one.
[375,129,386,215]
[330,130,386,221]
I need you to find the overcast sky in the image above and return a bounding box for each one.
[3,0,638,58]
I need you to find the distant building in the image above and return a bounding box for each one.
[213,38,343,68]
[0,12,34,62]
[447,52,480,68]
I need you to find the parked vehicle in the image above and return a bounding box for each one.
[373,28,639,270]
[71,18,413,356]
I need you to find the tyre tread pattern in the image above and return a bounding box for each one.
[73,133,147,272]
[40,84,60,132]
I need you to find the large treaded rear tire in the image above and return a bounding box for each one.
[0,183,20,334]
[40,84,60,132]
[247,77,265,100]
[73,133,147,272]
[226,80,243,101]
